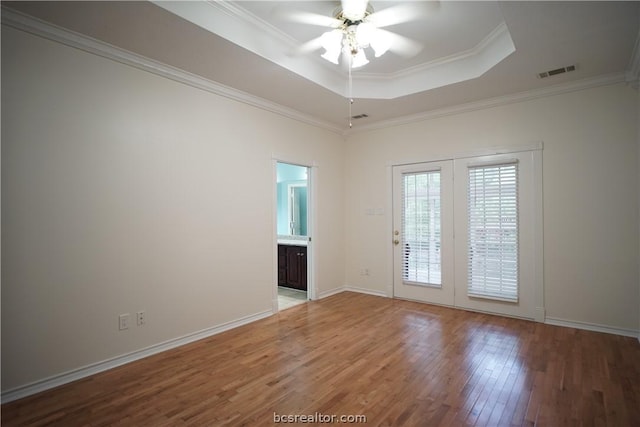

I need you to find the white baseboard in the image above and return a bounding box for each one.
[316,287,346,299]
[316,286,389,299]
[1,309,273,404]
[6,298,635,403]
[343,286,389,298]
[338,289,639,340]
[545,316,639,338]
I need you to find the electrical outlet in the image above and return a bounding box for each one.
[119,313,130,331]
[136,311,145,326]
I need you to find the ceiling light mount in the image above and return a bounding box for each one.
[334,3,373,26]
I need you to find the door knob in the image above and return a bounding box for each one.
[393,239,400,245]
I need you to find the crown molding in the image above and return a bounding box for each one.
[353,21,515,99]
[347,72,627,135]
[359,22,511,82]
[3,7,632,137]
[406,22,511,77]
[206,0,300,49]
[1,7,344,134]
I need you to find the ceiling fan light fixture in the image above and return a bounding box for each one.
[285,0,428,127]
[369,29,391,57]
[321,49,341,64]
[320,29,342,64]
[351,49,369,68]
[355,22,374,46]
[320,29,342,51]
[317,3,396,67]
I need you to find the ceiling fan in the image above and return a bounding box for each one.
[277,0,439,69]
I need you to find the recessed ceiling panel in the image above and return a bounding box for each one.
[153,0,516,99]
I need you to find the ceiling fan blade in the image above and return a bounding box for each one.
[290,35,324,55]
[273,7,342,28]
[377,29,423,58]
[367,1,440,28]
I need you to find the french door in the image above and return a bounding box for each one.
[392,161,454,306]
[392,150,541,320]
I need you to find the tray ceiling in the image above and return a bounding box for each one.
[3,1,639,131]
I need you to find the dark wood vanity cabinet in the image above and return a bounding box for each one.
[278,245,307,291]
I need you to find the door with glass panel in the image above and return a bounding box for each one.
[392,162,454,305]
[393,151,541,319]
[453,152,539,319]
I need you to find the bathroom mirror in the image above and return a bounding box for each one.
[288,183,307,236]
[277,163,308,237]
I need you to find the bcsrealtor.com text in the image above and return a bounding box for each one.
[273,412,367,424]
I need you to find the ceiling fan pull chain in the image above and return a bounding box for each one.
[348,57,353,128]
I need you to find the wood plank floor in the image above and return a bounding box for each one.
[3,292,640,426]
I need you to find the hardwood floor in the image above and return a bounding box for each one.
[3,292,640,426]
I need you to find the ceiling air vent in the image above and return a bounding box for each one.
[537,65,576,79]
[351,113,369,120]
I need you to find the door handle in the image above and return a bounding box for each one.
[393,239,400,245]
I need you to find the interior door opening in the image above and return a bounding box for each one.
[275,162,312,311]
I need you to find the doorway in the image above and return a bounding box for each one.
[275,162,312,311]
[392,149,543,320]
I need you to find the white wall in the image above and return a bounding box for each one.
[1,26,345,391]
[3,13,639,397]
[345,83,640,332]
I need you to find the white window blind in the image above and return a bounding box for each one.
[467,163,518,301]
[402,171,441,286]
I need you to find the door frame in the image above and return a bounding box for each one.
[386,143,545,322]
[272,157,317,313]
